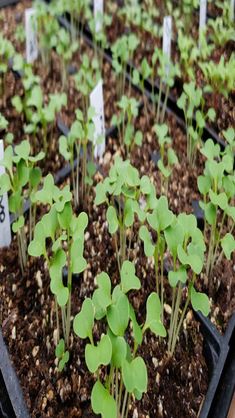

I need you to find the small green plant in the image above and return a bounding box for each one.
[177,30,199,81]
[95,157,157,271]
[111,95,142,155]
[11,54,40,124]
[153,123,178,195]
[199,54,235,100]
[89,11,111,70]
[73,262,166,418]
[55,28,79,89]
[208,16,235,47]
[112,33,139,99]
[28,174,88,350]
[198,138,235,286]
[0,140,44,272]
[151,48,180,124]
[177,81,216,165]
[34,1,59,67]
[59,107,96,208]
[24,86,67,153]
[132,57,152,119]
[73,54,101,115]
[140,206,209,355]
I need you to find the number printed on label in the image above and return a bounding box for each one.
[0,140,11,248]
[90,80,105,159]
[25,8,38,63]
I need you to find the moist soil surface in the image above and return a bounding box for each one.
[0,1,234,418]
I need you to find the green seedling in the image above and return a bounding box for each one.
[177,81,216,165]
[55,27,79,90]
[152,48,180,124]
[111,95,142,155]
[209,16,235,47]
[153,123,178,195]
[132,58,152,119]
[198,138,235,287]
[59,107,96,209]
[73,54,101,115]
[89,11,112,71]
[112,33,139,99]
[28,174,88,349]
[0,140,44,273]
[199,54,235,100]
[34,0,59,67]
[140,205,209,355]
[55,339,70,372]
[24,85,67,153]
[73,262,166,418]
[95,157,157,271]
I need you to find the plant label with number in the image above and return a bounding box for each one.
[25,8,38,63]
[94,0,103,33]
[163,16,172,77]
[0,140,11,248]
[199,0,207,30]
[90,80,105,159]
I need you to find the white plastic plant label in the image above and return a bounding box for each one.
[90,80,105,159]
[163,16,172,77]
[0,140,11,248]
[25,8,38,64]
[94,0,103,33]
[199,0,207,30]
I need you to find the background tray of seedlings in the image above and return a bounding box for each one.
[0,0,234,418]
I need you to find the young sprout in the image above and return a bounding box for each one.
[199,54,235,101]
[34,0,59,68]
[177,30,199,81]
[132,58,152,120]
[95,157,157,271]
[73,54,101,115]
[88,10,112,71]
[59,107,96,208]
[152,48,180,124]
[55,28,79,90]
[177,81,216,165]
[111,95,142,155]
[73,262,166,418]
[28,174,88,351]
[198,138,235,288]
[0,140,45,273]
[153,123,178,195]
[140,206,209,355]
[112,33,140,99]
[24,86,67,153]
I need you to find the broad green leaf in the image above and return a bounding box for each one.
[120,260,140,294]
[147,196,174,232]
[209,190,228,210]
[107,292,129,336]
[95,182,107,205]
[122,357,147,394]
[91,381,117,418]
[12,215,24,233]
[168,266,187,287]
[144,292,166,337]
[107,205,118,234]
[73,298,94,340]
[108,331,127,368]
[221,233,235,260]
[85,334,112,373]
[139,225,154,257]
[190,286,210,316]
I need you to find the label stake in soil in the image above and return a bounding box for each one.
[162,16,172,78]
[90,79,105,159]
[94,0,103,33]
[25,8,38,63]
[199,0,207,48]
[0,140,11,248]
